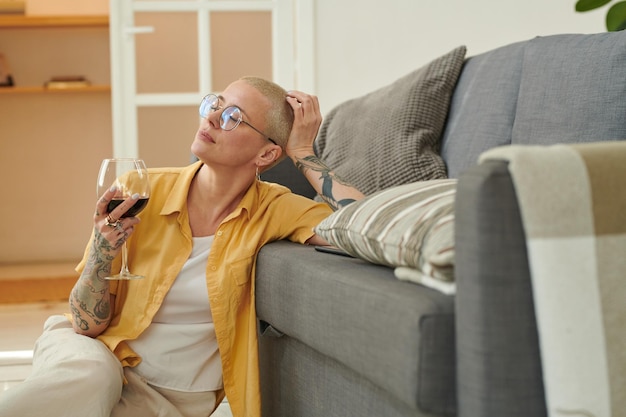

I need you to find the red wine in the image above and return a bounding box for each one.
[107,197,149,218]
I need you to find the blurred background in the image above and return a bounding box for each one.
[0,0,605,282]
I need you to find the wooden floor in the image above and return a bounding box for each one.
[0,301,68,392]
[0,262,78,393]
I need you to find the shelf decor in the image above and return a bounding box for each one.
[45,75,91,89]
[0,0,25,14]
[0,53,14,87]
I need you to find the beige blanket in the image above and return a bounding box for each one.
[479,142,626,417]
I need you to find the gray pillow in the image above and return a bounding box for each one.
[315,46,467,195]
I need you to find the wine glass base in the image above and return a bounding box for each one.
[105,273,145,280]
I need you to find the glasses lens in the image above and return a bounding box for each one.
[221,106,242,131]
[199,95,219,118]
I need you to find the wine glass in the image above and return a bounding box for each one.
[96,158,150,280]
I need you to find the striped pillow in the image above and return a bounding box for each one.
[314,179,456,283]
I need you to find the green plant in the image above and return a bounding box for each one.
[576,0,626,31]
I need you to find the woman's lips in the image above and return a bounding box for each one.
[200,130,215,143]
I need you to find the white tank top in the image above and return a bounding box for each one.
[128,236,223,392]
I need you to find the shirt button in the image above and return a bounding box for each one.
[216,231,223,236]
[211,266,217,271]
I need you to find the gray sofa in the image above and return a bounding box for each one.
[256,30,626,417]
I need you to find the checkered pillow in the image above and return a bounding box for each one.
[314,46,466,195]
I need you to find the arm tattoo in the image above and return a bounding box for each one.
[69,299,90,331]
[94,295,111,319]
[69,230,114,333]
[295,155,356,210]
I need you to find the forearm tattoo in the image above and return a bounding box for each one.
[295,155,356,210]
[69,230,114,332]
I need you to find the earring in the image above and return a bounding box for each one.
[256,166,261,181]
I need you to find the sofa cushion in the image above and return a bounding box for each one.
[255,241,456,414]
[440,40,526,178]
[442,31,626,179]
[512,31,626,146]
[314,46,466,195]
[314,179,456,293]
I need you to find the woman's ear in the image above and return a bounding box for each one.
[257,144,282,168]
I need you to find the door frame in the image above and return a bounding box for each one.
[109,0,315,158]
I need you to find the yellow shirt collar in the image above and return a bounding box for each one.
[160,161,203,216]
[159,160,259,222]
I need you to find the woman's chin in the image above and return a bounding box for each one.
[190,139,209,159]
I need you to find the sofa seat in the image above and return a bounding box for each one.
[255,241,456,416]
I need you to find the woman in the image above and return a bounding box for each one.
[0,77,363,417]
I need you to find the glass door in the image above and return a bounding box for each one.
[109,0,313,167]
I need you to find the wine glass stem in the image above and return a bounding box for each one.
[121,242,131,275]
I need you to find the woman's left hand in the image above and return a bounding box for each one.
[285,90,322,160]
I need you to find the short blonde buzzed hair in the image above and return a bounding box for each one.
[240,76,294,154]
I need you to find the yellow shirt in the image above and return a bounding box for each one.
[76,161,332,417]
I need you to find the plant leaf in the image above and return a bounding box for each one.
[576,0,612,12]
[607,1,626,30]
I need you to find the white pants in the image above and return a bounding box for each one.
[0,315,218,417]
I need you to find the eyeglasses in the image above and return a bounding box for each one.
[199,94,277,145]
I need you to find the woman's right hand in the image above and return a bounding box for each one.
[93,186,141,259]
[285,90,322,160]
[69,186,136,337]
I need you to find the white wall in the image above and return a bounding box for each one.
[313,0,606,114]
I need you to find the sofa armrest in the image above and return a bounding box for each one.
[454,160,547,417]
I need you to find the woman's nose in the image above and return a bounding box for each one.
[205,108,222,129]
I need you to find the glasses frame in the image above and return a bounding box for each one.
[199,94,277,145]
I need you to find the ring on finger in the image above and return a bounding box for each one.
[105,215,119,228]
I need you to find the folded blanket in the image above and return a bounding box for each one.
[479,142,626,417]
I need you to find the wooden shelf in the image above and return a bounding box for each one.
[0,85,110,94]
[0,262,78,304]
[0,14,108,28]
